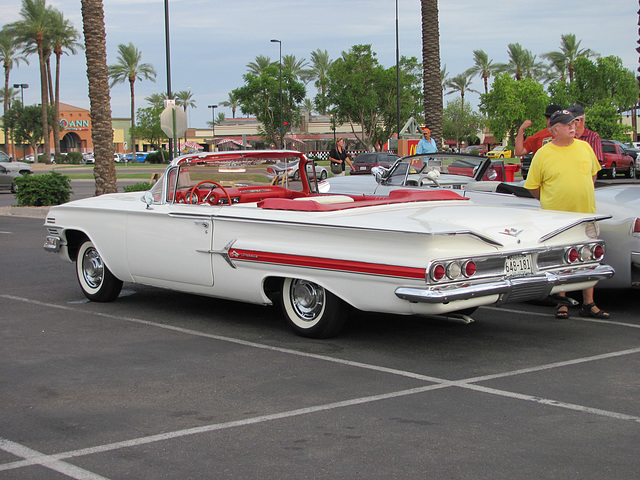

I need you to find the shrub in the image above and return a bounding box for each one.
[65,151,83,164]
[146,150,169,164]
[14,171,72,206]
[123,182,154,192]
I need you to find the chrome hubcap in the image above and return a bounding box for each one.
[290,279,325,321]
[82,247,104,288]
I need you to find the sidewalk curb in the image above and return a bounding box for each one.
[0,206,51,219]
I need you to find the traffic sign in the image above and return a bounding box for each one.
[160,106,188,138]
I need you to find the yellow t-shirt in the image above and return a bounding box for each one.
[524,139,600,214]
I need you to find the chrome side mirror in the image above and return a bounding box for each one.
[371,166,387,184]
[141,191,154,209]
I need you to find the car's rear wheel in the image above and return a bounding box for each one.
[293,170,300,181]
[10,182,17,193]
[636,163,640,179]
[281,278,348,338]
[320,170,327,180]
[76,240,123,302]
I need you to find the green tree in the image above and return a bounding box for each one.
[282,54,309,80]
[81,0,117,194]
[108,42,157,156]
[586,103,631,140]
[571,56,638,112]
[130,105,166,151]
[233,63,305,148]
[480,73,549,146]
[466,49,495,94]
[4,102,55,156]
[421,0,442,145]
[325,44,387,150]
[7,0,54,163]
[0,28,28,157]
[442,98,484,149]
[542,33,594,83]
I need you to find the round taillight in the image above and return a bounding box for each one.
[579,246,591,262]
[431,264,446,281]
[463,260,477,277]
[565,247,579,263]
[591,244,605,261]
[446,262,461,280]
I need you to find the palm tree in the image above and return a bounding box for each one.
[421,0,443,145]
[246,55,275,76]
[466,49,494,94]
[49,9,82,157]
[219,91,240,118]
[440,65,449,93]
[496,43,546,82]
[282,54,309,80]
[175,89,196,143]
[145,92,168,110]
[80,0,116,194]
[108,42,156,156]
[8,0,54,163]
[542,33,594,83]
[0,28,28,156]
[305,49,332,115]
[445,72,479,111]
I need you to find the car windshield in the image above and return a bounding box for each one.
[382,153,489,186]
[149,150,320,204]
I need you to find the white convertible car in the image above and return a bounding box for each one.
[44,150,614,337]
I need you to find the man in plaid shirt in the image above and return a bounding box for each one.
[568,104,603,162]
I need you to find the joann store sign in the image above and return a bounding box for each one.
[60,119,90,131]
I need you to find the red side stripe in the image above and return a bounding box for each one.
[229,249,426,279]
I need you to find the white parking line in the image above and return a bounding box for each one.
[0,438,110,479]
[2,294,640,480]
[483,305,640,329]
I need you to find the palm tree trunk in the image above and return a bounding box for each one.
[81,0,117,195]
[129,77,136,157]
[37,39,51,164]
[52,51,62,157]
[3,65,10,156]
[421,0,443,148]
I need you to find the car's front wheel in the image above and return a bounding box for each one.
[76,240,123,302]
[281,278,348,338]
[609,163,617,178]
[626,162,635,178]
[320,170,328,180]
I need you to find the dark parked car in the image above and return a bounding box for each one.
[351,152,400,175]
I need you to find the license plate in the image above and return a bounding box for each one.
[359,166,367,170]
[505,254,532,277]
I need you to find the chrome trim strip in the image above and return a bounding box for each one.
[395,265,615,304]
[538,215,610,243]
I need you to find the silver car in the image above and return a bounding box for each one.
[0,150,34,175]
[0,164,20,193]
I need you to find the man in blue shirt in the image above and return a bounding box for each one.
[416,127,437,154]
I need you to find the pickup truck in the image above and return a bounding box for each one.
[600,139,634,179]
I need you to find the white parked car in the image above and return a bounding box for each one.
[266,158,327,182]
[0,150,34,175]
[43,150,613,337]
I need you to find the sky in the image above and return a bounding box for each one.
[2,0,637,129]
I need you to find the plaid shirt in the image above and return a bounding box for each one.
[578,128,603,162]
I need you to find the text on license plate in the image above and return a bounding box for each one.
[505,254,533,276]
[359,166,367,170]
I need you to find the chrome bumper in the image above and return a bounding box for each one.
[395,265,615,305]
[43,235,61,253]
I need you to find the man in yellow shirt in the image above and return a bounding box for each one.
[524,110,609,319]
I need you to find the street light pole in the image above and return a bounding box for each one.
[208,105,217,151]
[13,83,29,160]
[270,39,283,149]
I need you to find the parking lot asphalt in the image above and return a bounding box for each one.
[1,216,639,479]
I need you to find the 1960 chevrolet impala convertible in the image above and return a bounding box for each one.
[44,150,614,337]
